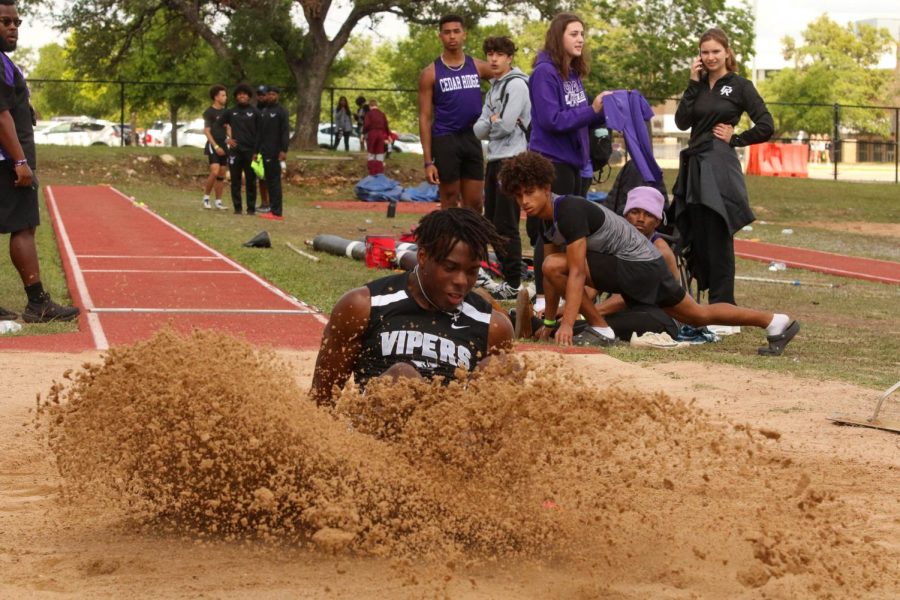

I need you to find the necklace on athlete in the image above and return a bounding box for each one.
[440,54,465,72]
[413,266,462,323]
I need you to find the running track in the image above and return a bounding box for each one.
[0,185,327,352]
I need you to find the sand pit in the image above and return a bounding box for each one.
[2,330,898,598]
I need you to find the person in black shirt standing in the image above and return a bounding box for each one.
[258,86,290,221]
[254,85,271,213]
[201,84,228,210]
[221,83,260,215]
[670,28,774,305]
[0,2,79,323]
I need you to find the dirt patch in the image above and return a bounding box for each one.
[802,221,900,238]
[3,331,898,598]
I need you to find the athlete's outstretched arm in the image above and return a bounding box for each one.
[486,309,514,355]
[310,287,371,407]
[474,57,492,79]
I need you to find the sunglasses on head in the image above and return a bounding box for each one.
[0,18,23,27]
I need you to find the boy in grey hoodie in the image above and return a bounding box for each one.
[473,36,531,300]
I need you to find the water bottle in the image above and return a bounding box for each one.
[386,199,397,218]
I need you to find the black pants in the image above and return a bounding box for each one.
[332,131,350,151]
[229,149,257,213]
[484,159,522,288]
[687,204,735,304]
[526,161,589,294]
[262,156,283,216]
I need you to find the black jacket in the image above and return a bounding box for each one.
[675,72,773,149]
[258,103,290,157]
[221,104,260,153]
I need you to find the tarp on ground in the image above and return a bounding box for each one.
[400,182,439,202]
[354,174,403,202]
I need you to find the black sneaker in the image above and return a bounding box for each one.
[572,328,617,347]
[22,295,80,323]
[0,306,18,320]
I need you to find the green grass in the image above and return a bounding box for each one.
[2,145,898,390]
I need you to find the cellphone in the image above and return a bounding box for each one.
[698,55,708,76]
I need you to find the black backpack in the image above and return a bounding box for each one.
[590,127,612,182]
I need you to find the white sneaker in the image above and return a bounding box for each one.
[214,199,227,210]
[476,268,500,293]
[203,198,211,209]
[490,282,521,300]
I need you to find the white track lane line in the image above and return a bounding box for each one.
[79,254,227,260]
[45,186,110,350]
[108,187,329,324]
[92,308,316,314]
[82,270,240,274]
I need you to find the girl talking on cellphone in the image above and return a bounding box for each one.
[670,27,773,305]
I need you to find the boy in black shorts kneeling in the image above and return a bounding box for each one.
[498,152,800,356]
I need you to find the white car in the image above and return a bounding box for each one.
[179,119,209,149]
[34,119,121,146]
[317,123,360,151]
[145,120,187,146]
[391,133,423,154]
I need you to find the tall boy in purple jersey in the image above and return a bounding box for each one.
[418,14,493,210]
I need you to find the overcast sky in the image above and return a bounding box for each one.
[16,0,899,67]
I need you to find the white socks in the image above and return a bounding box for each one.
[591,326,616,339]
[766,313,790,336]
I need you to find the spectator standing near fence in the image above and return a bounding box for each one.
[527,12,609,314]
[363,99,390,175]
[0,3,80,323]
[473,36,531,300]
[257,86,289,221]
[355,96,369,141]
[670,27,773,305]
[221,83,260,215]
[201,84,228,211]
[333,96,354,152]
[418,14,492,210]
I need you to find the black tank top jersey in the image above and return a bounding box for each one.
[354,271,493,388]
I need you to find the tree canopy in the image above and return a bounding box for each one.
[760,15,896,136]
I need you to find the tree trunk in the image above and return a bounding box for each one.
[288,51,333,150]
[169,104,180,147]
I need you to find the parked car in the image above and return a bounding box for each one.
[145,120,187,146]
[34,119,121,146]
[179,119,209,149]
[391,132,423,154]
[317,123,361,151]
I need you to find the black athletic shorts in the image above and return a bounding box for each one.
[0,163,39,234]
[431,130,484,183]
[587,254,686,307]
[207,152,228,166]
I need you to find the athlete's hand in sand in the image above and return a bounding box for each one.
[425,164,439,185]
[554,322,574,346]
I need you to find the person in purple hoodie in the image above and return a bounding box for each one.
[418,14,492,210]
[526,12,610,314]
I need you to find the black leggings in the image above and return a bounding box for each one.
[485,159,522,287]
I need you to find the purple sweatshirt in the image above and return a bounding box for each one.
[528,51,604,169]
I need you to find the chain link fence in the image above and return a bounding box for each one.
[24,79,900,184]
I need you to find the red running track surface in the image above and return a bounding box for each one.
[734,239,899,285]
[0,185,326,352]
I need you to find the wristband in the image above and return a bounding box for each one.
[542,318,558,327]
[14,159,27,167]
[424,160,434,168]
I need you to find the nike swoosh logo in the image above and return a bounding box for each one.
[450,324,469,329]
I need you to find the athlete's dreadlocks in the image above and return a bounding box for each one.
[415,208,506,264]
